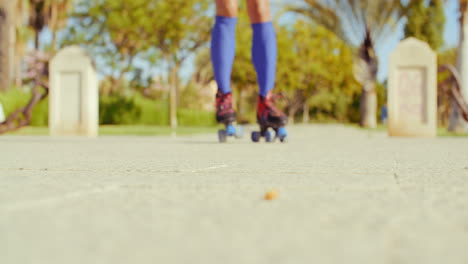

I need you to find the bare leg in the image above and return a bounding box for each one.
[216,0,239,17]
[246,0,271,23]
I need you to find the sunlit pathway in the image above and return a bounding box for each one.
[1,125,468,264]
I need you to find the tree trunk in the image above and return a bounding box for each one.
[288,108,297,125]
[360,83,377,128]
[34,30,40,50]
[449,8,468,132]
[51,31,58,55]
[15,54,22,87]
[0,2,13,91]
[237,88,244,122]
[169,64,178,129]
[302,102,309,124]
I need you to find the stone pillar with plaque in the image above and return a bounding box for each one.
[388,38,437,137]
[49,46,99,137]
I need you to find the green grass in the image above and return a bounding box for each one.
[7,125,218,136]
[437,128,468,137]
[99,125,216,136]
[350,124,468,137]
[7,124,468,137]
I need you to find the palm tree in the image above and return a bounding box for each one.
[290,0,405,128]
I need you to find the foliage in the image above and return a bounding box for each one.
[99,95,141,125]
[177,109,216,127]
[64,0,162,87]
[438,48,458,126]
[281,20,360,122]
[404,0,446,51]
[99,93,168,125]
[290,0,405,127]
[0,88,48,126]
[8,125,218,136]
[0,89,216,127]
[99,93,215,126]
[8,0,448,131]
[64,0,212,127]
[26,0,74,49]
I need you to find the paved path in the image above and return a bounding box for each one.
[1,125,468,264]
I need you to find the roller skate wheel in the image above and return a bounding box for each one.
[277,127,287,143]
[226,125,236,137]
[264,130,274,143]
[251,131,261,143]
[235,126,244,139]
[218,130,227,143]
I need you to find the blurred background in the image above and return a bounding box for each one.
[0,0,465,136]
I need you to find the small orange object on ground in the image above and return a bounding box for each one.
[265,189,279,200]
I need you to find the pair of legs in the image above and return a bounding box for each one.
[212,0,287,133]
[215,0,271,23]
[211,0,277,98]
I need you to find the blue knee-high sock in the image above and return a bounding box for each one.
[252,22,277,97]
[211,16,237,94]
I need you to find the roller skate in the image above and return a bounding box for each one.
[251,91,288,143]
[216,91,243,143]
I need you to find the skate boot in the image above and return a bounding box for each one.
[251,91,288,143]
[216,91,243,143]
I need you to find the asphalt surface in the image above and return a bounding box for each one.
[1,125,468,264]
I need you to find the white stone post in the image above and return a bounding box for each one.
[49,46,99,137]
[388,38,438,137]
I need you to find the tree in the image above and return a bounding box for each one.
[438,48,457,126]
[66,0,212,128]
[0,0,74,133]
[0,0,15,91]
[276,20,359,123]
[448,0,468,132]
[290,0,405,128]
[28,0,48,49]
[404,0,446,51]
[48,0,74,52]
[151,0,212,129]
[0,51,49,133]
[25,0,73,51]
[13,0,32,87]
[66,0,162,94]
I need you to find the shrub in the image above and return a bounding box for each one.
[177,108,216,127]
[99,95,141,125]
[1,89,216,127]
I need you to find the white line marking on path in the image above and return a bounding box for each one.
[191,165,229,173]
[0,185,120,214]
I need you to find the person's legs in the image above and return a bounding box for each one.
[215,0,238,17]
[212,0,238,95]
[212,0,238,124]
[247,0,276,97]
[247,0,287,128]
